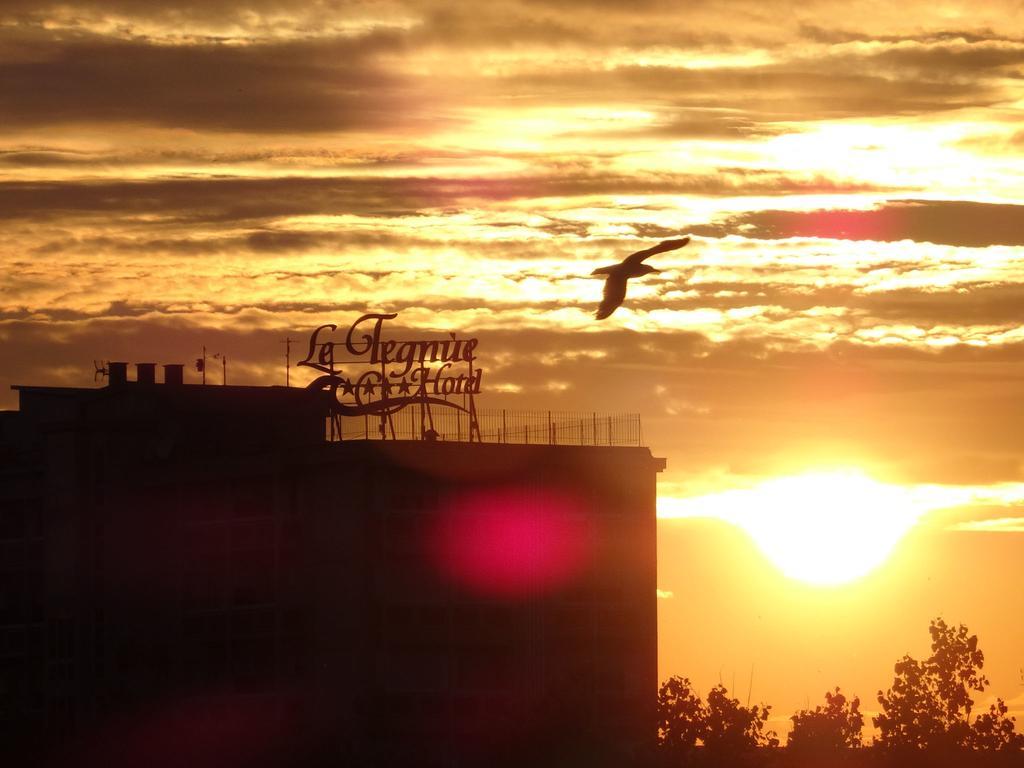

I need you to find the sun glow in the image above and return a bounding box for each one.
[660,470,934,586]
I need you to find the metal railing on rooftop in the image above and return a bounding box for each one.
[327,408,643,447]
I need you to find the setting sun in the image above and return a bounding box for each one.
[726,471,928,585]
[661,471,931,586]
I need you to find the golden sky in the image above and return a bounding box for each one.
[3,0,1024,735]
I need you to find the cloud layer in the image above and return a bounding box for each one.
[3,0,1024,501]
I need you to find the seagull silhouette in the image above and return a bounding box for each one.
[591,236,690,319]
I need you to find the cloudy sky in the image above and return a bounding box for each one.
[3,0,1024,735]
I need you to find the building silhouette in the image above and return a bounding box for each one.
[1,364,664,767]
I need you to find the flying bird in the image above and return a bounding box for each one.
[591,236,690,319]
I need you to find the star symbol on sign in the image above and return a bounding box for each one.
[398,380,412,395]
[381,381,392,397]
[362,380,376,395]
[340,378,354,396]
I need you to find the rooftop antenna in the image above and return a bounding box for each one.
[93,360,108,383]
[197,348,225,385]
[281,336,293,387]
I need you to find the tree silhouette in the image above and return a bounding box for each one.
[657,678,778,763]
[788,687,863,753]
[970,698,1024,751]
[703,684,779,755]
[657,676,707,759]
[875,618,1022,751]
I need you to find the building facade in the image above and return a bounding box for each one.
[1,371,663,767]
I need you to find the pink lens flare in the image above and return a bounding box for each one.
[431,487,593,597]
[64,691,293,768]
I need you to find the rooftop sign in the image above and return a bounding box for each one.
[298,312,482,439]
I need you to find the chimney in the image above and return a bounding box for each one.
[136,363,156,385]
[163,364,184,386]
[108,361,128,387]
